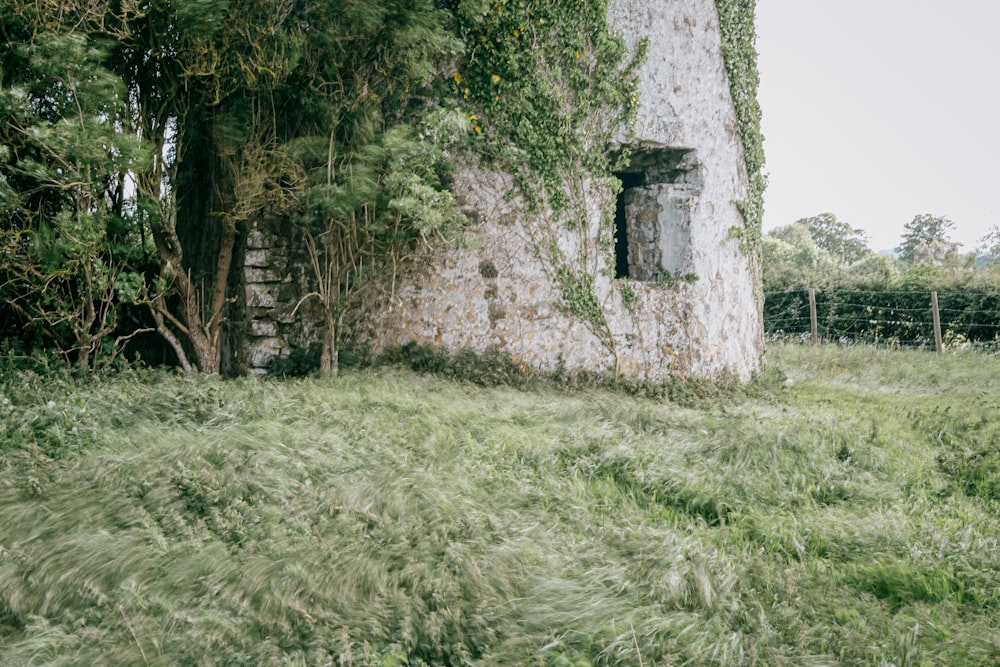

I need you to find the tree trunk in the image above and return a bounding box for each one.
[149,299,193,373]
[147,202,236,375]
[320,311,338,376]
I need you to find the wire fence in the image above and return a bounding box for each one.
[763,288,1000,351]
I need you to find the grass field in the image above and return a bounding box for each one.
[1,344,999,666]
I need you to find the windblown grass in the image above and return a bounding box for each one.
[2,343,999,665]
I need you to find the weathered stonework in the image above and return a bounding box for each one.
[231,0,764,380]
[227,218,326,376]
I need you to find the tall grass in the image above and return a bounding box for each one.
[1,344,999,665]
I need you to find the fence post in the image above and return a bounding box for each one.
[808,288,819,344]
[931,291,943,352]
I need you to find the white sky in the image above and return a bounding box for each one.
[755,0,1000,252]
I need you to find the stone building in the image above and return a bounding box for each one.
[231,0,764,380]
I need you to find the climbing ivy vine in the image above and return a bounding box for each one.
[449,0,644,365]
[715,0,766,256]
[443,0,764,369]
[450,0,641,211]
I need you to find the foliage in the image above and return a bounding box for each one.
[619,280,637,310]
[715,0,766,255]
[762,217,880,290]
[449,0,640,211]
[762,223,836,289]
[17,0,317,373]
[896,213,960,266]
[266,346,323,378]
[978,224,1000,266]
[281,1,466,376]
[5,0,464,375]
[762,211,999,301]
[846,251,901,285]
[797,212,870,264]
[764,286,1000,349]
[555,265,610,336]
[384,341,530,387]
[0,25,152,369]
[3,346,1000,664]
[293,111,468,376]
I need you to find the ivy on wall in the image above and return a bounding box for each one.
[714,0,766,256]
[448,0,644,366]
[450,0,641,212]
[443,0,765,368]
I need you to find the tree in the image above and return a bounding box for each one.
[795,212,871,265]
[896,214,959,265]
[978,225,1000,267]
[844,253,900,286]
[118,0,308,374]
[4,0,298,372]
[761,236,810,290]
[0,22,151,368]
[293,115,466,375]
[763,220,841,289]
[276,0,464,375]
[11,0,463,374]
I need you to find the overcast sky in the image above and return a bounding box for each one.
[755,0,1000,253]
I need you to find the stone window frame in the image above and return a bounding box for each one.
[613,147,701,283]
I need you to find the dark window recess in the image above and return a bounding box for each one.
[612,148,700,283]
[614,172,644,278]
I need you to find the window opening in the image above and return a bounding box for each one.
[611,148,700,283]
[614,172,643,278]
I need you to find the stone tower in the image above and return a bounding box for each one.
[232,0,764,380]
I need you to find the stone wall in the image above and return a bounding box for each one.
[227,218,324,376]
[342,0,762,380]
[606,0,765,378]
[231,0,764,380]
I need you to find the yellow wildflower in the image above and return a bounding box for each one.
[453,72,462,84]
[491,74,501,85]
